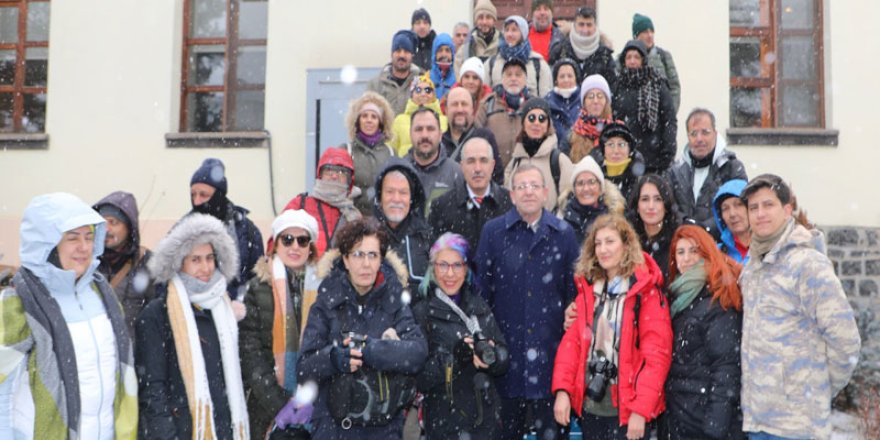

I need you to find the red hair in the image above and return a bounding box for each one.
[668,225,743,311]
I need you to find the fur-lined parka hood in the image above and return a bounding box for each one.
[316,248,409,288]
[557,178,626,215]
[346,91,395,141]
[148,213,240,283]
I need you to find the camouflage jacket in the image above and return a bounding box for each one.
[739,220,861,440]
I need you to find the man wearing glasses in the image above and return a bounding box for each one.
[666,108,747,239]
[475,164,580,440]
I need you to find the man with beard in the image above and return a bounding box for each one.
[411,8,436,72]
[528,0,564,63]
[188,157,263,301]
[93,190,154,336]
[368,29,421,115]
[443,86,503,184]
[548,7,617,85]
[476,57,530,169]
[404,107,462,215]
[428,137,512,259]
[429,33,456,100]
[454,0,499,75]
[373,158,433,288]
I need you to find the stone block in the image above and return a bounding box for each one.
[859,279,878,297]
[841,261,862,276]
[867,259,880,276]
[827,228,860,247]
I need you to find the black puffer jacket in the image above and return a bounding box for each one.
[374,158,434,288]
[413,30,437,72]
[412,281,509,440]
[659,286,745,440]
[427,180,512,260]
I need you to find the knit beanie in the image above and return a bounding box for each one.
[552,58,581,86]
[272,209,319,242]
[632,13,654,37]
[532,0,553,12]
[579,74,612,106]
[392,29,416,53]
[459,56,486,82]
[520,97,551,124]
[571,155,605,192]
[412,8,431,25]
[473,0,497,20]
[504,15,529,42]
[190,157,228,195]
[599,120,635,147]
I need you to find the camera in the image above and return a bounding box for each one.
[586,354,617,402]
[344,332,368,349]
[472,331,496,367]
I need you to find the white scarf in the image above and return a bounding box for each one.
[570,29,600,60]
[169,273,250,439]
[553,86,578,99]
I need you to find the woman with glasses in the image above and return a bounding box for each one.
[568,74,614,163]
[391,73,449,157]
[558,155,625,244]
[552,214,672,440]
[504,97,573,212]
[297,218,428,439]
[239,210,323,438]
[627,174,681,282]
[412,233,509,439]
[658,225,744,440]
[591,120,645,204]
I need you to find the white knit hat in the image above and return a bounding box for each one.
[571,155,605,192]
[579,74,613,107]
[459,56,486,83]
[272,209,319,241]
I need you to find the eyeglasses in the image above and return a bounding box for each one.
[321,165,352,179]
[413,86,434,95]
[348,250,381,262]
[583,92,606,101]
[688,129,714,138]
[526,113,547,123]
[605,141,629,150]
[280,234,310,248]
[512,182,544,192]
[575,178,600,188]
[434,261,466,274]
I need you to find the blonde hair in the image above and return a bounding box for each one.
[576,214,644,280]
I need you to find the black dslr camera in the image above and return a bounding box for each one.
[586,354,617,402]
[472,331,496,367]
[344,331,368,349]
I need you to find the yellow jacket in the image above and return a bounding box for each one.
[390,99,448,157]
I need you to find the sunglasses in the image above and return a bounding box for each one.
[414,86,434,95]
[280,234,311,248]
[527,113,547,123]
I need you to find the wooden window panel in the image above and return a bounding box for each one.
[0,0,49,133]
[180,0,267,132]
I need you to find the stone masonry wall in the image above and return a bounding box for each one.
[823,226,880,408]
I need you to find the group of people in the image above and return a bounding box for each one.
[0,2,863,440]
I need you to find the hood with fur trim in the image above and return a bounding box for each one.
[148,213,240,283]
[316,248,409,289]
[557,177,626,216]
[346,91,395,141]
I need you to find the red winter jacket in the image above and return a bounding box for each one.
[283,148,354,257]
[552,251,672,426]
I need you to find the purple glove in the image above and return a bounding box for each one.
[275,399,314,428]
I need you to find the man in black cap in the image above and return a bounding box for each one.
[188,157,263,304]
[411,7,436,71]
[94,190,154,336]
[367,29,422,115]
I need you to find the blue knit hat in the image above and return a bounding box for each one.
[392,30,416,53]
[190,158,227,195]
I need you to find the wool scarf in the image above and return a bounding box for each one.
[270,255,309,391]
[569,30,600,60]
[618,67,662,131]
[495,84,528,111]
[605,158,632,177]
[499,39,532,63]
[572,112,609,145]
[668,259,707,318]
[168,272,250,439]
[553,86,578,99]
[750,218,794,260]
[356,129,384,147]
[310,179,363,222]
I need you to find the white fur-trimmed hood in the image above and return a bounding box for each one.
[148,213,240,283]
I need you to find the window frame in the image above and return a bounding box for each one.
[179,0,267,133]
[0,0,50,135]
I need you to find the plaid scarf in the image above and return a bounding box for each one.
[618,66,662,131]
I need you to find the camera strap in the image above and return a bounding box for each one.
[586,281,608,357]
[434,287,481,335]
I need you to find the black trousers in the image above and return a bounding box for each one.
[499,397,569,440]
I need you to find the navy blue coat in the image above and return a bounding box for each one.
[297,252,428,439]
[474,209,580,399]
[545,88,581,155]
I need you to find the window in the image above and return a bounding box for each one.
[0,0,49,133]
[180,0,267,132]
[729,0,824,129]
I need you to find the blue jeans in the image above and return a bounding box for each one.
[748,432,808,440]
